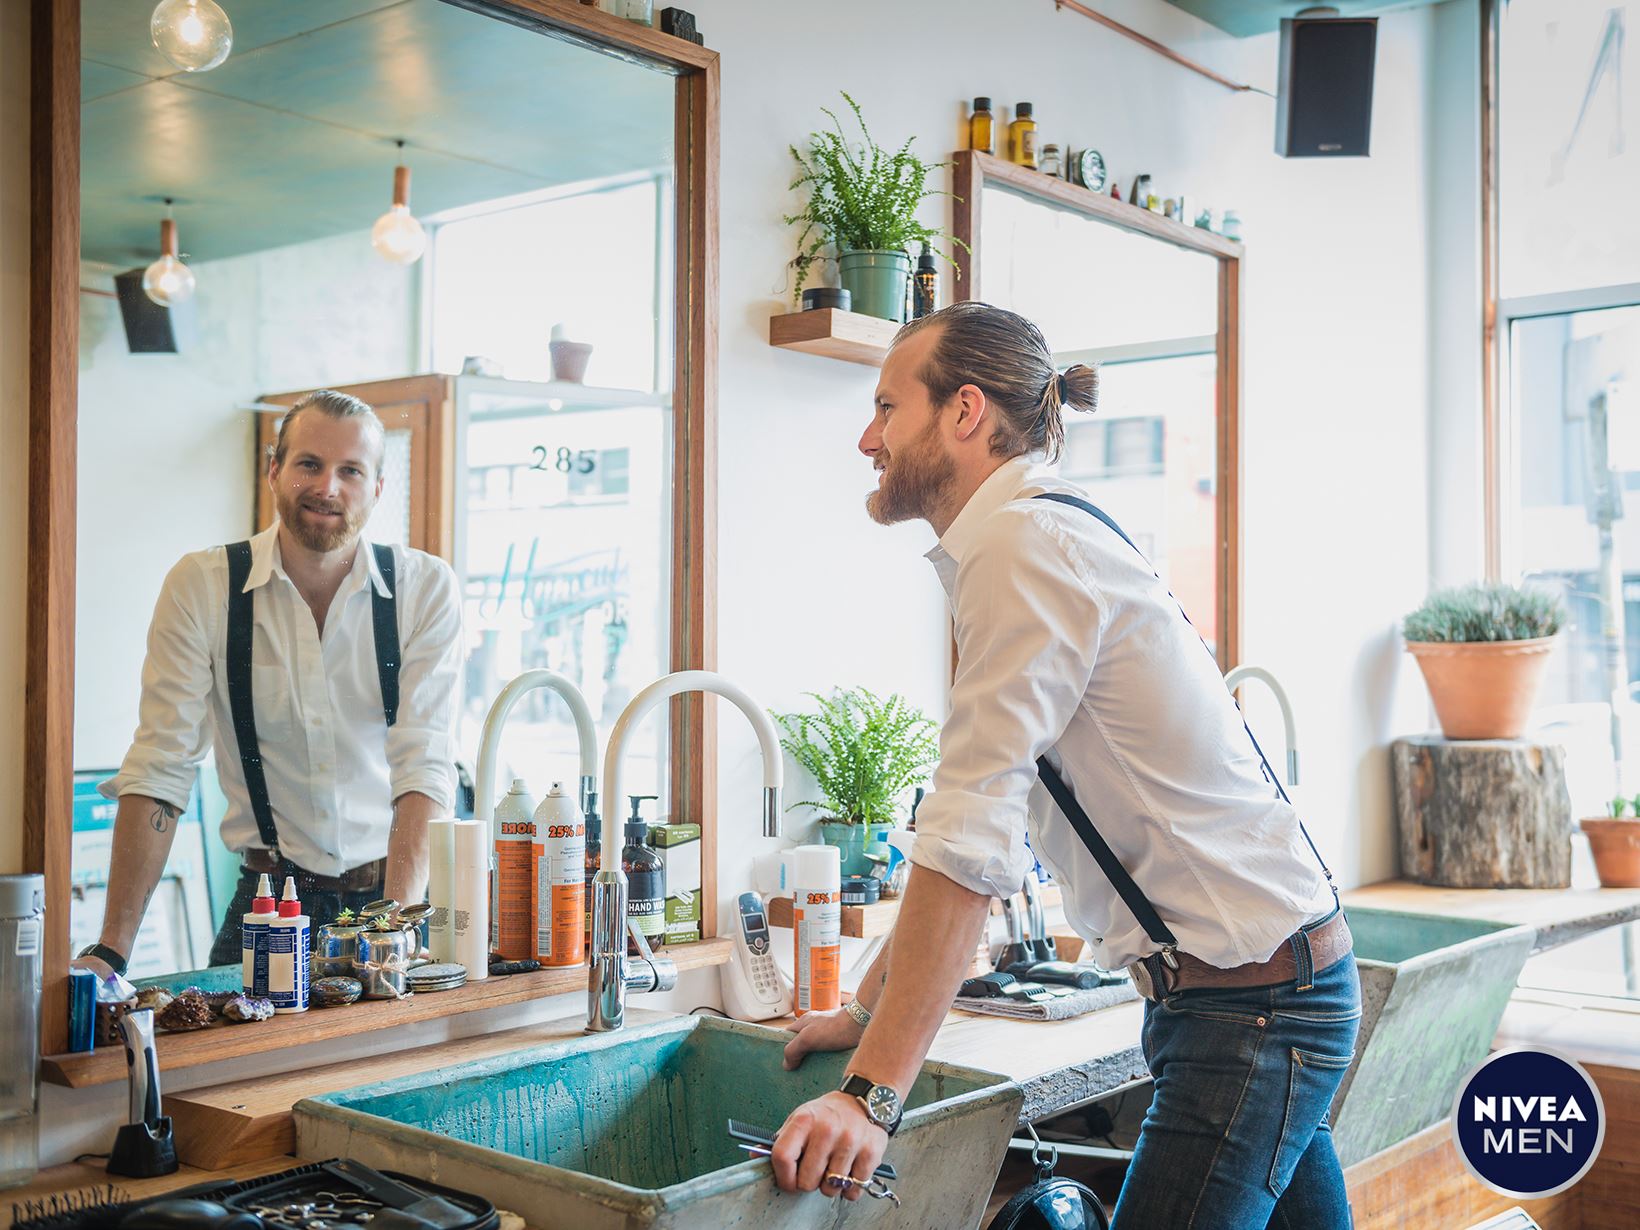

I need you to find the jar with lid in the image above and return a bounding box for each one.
[1038,144,1063,178]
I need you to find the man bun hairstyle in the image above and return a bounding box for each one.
[894,300,1099,462]
[272,389,387,474]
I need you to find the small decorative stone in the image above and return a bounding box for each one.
[134,986,174,1015]
[155,989,214,1032]
[313,976,363,1007]
[200,989,239,1016]
[222,994,274,1023]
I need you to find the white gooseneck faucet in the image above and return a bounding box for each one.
[1223,664,1300,787]
[475,670,600,953]
[588,670,784,1032]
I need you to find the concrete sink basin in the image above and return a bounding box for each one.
[294,1013,1021,1229]
[1331,907,1536,1166]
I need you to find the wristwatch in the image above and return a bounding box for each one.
[77,942,128,977]
[840,1073,903,1136]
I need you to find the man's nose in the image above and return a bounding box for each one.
[315,469,342,497]
[858,421,882,458]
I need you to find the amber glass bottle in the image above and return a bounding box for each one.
[1008,102,1038,168]
[969,97,995,155]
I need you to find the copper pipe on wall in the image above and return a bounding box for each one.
[1053,0,1257,94]
[1480,0,1503,581]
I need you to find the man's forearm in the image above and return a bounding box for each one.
[384,791,439,904]
[99,794,185,958]
[853,933,893,1013]
[847,865,992,1095]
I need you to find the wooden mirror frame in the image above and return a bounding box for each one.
[27,0,719,1070]
[951,150,1244,668]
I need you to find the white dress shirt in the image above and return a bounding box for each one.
[103,521,462,876]
[910,456,1335,970]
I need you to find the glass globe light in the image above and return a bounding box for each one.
[143,255,196,306]
[372,204,427,265]
[151,0,233,72]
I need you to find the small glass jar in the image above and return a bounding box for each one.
[1038,144,1063,178]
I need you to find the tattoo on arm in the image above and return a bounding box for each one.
[148,802,180,833]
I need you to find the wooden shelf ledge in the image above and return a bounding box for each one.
[768,308,899,366]
[766,883,1062,939]
[41,938,732,1089]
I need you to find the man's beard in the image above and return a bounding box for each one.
[276,486,370,552]
[866,419,957,526]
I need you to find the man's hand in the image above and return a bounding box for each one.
[782,1006,865,1071]
[770,1090,887,1201]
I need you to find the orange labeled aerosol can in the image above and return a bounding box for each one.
[491,778,539,961]
[791,844,842,1015]
[533,782,587,967]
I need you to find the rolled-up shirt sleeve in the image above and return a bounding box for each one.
[101,557,216,812]
[386,554,462,811]
[910,508,1105,898]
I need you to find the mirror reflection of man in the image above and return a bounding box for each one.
[75,391,463,979]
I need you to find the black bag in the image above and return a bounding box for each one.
[987,1139,1110,1230]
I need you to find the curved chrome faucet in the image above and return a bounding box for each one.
[1223,664,1300,787]
[589,670,784,1032]
[475,670,600,953]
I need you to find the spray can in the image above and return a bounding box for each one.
[269,876,310,1013]
[791,845,842,1016]
[241,873,276,996]
[532,782,586,967]
[491,778,539,961]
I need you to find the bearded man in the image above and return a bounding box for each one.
[75,390,463,978]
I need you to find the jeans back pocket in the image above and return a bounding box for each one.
[1268,1047,1355,1198]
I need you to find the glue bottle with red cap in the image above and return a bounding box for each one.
[241,872,277,997]
[269,876,310,1013]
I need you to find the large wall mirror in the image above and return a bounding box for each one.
[954,151,1242,664]
[30,0,718,1063]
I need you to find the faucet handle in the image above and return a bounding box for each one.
[628,917,660,961]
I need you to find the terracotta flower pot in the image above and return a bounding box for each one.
[1581,818,1640,888]
[1405,637,1556,740]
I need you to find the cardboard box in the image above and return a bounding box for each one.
[650,822,701,944]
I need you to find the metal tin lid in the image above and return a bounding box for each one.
[357,898,400,920]
[396,902,435,927]
[0,874,45,919]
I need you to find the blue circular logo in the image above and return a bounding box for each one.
[1451,1047,1605,1198]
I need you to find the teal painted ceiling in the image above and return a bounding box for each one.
[82,0,674,267]
[1163,0,1450,38]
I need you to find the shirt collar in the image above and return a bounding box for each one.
[241,521,392,598]
[924,455,1040,572]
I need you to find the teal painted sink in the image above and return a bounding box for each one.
[294,1014,1021,1229]
[1332,907,1537,1167]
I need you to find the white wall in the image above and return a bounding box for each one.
[75,231,418,768]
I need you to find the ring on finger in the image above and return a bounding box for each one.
[824,1172,854,1192]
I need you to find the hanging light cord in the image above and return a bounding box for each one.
[1053,0,1276,97]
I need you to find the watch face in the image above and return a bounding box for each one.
[865,1084,901,1126]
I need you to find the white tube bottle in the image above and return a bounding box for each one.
[241,873,277,996]
[791,844,841,1016]
[269,876,310,1013]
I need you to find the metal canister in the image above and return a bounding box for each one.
[355,925,417,999]
[313,917,364,980]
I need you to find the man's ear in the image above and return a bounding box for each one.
[951,384,989,444]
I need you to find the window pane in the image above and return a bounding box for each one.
[1500,0,1640,298]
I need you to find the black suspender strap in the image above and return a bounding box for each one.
[371,543,400,728]
[225,541,281,852]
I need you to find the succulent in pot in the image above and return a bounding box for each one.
[1582,795,1640,888]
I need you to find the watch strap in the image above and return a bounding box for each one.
[840,1073,903,1136]
[79,942,128,977]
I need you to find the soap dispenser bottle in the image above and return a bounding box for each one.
[622,794,665,954]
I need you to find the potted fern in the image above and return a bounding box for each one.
[773,687,940,875]
[1402,583,1564,740]
[785,92,965,322]
[1583,795,1640,887]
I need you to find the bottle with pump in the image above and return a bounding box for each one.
[241,873,276,996]
[912,242,938,319]
[969,97,995,155]
[1008,101,1038,168]
[269,876,310,1014]
[583,795,602,949]
[622,795,666,954]
[532,782,586,967]
[491,778,539,961]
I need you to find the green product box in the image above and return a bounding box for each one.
[650,822,702,944]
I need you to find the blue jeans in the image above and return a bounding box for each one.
[1110,930,1362,1229]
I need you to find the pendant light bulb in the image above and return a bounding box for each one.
[142,204,196,306]
[372,151,427,265]
[150,0,233,73]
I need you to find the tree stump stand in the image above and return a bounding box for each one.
[1392,735,1572,888]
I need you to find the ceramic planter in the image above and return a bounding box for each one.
[1404,636,1557,740]
[1580,817,1640,887]
[817,820,894,877]
[838,249,911,323]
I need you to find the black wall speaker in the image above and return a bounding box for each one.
[113,268,179,353]
[1276,15,1378,158]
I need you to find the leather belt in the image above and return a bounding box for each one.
[241,848,386,893]
[1126,910,1353,1002]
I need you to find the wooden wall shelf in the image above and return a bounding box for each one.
[41,939,732,1089]
[766,884,1062,940]
[768,308,899,367]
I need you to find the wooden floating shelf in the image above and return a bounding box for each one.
[766,883,1062,940]
[768,307,899,367]
[41,938,733,1089]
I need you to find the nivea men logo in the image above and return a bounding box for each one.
[1453,1048,1605,1198]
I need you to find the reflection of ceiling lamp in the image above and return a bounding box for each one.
[142,200,196,306]
[372,143,427,266]
[150,0,233,73]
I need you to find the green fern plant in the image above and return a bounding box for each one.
[772,687,940,826]
[784,92,968,299]
[1402,583,1564,644]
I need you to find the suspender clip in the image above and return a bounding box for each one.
[1160,945,1179,970]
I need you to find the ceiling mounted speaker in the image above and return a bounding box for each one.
[1276,13,1378,158]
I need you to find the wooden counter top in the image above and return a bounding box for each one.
[1342,879,1640,952]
